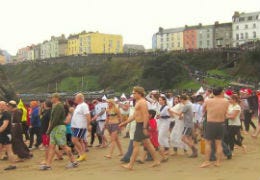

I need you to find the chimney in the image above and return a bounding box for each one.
[159,27,163,33]
[233,11,240,18]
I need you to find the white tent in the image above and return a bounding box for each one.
[196,87,205,95]
[120,93,127,99]
[102,95,107,101]
[114,97,119,102]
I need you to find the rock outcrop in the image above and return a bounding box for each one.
[0,65,16,101]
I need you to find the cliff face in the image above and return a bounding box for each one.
[0,65,16,101]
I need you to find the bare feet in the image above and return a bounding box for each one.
[161,157,169,163]
[243,131,249,135]
[150,161,160,168]
[170,152,177,156]
[14,158,24,163]
[118,153,123,157]
[121,164,133,170]
[242,145,247,153]
[104,155,112,159]
[200,161,212,168]
[251,134,257,139]
[164,151,169,155]
[40,161,46,165]
[214,161,221,167]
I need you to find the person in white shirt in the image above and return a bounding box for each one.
[226,95,246,152]
[166,92,174,108]
[93,98,108,147]
[118,99,130,138]
[146,91,160,113]
[193,95,204,143]
[157,96,171,155]
[170,97,188,155]
[120,104,136,163]
[71,93,91,162]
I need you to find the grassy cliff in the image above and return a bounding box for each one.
[2,49,259,94]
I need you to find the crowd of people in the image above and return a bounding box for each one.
[0,86,259,171]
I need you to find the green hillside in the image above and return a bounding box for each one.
[2,49,260,94]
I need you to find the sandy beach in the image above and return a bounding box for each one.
[0,129,259,180]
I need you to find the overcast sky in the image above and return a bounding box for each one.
[0,0,259,55]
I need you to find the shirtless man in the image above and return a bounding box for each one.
[200,87,229,168]
[120,86,160,170]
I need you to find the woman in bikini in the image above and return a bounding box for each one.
[104,99,123,158]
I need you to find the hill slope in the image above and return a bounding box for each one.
[1,49,259,94]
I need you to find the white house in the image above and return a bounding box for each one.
[232,11,260,47]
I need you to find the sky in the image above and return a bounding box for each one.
[0,0,259,55]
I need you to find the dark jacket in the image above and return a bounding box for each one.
[41,109,51,134]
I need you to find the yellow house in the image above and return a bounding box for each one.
[155,27,184,51]
[67,34,79,55]
[170,30,184,50]
[0,54,5,64]
[79,32,123,54]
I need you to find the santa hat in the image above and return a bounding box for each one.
[245,88,252,95]
[225,90,233,96]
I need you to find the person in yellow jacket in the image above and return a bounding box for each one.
[17,99,29,142]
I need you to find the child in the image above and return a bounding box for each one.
[138,110,168,163]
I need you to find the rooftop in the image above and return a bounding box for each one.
[239,11,260,17]
[158,27,185,34]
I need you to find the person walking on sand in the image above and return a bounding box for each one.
[119,86,160,170]
[157,96,171,155]
[71,93,91,162]
[0,101,17,171]
[40,93,78,170]
[200,87,229,168]
[170,95,198,158]
[104,99,123,158]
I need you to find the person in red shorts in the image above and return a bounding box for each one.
[137,110,168,163]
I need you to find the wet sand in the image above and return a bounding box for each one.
[0,130,259,180]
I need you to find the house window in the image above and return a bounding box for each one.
[245,24,248,29]
[239,17,245,22]
[207,34,210,38]
[207,40,210,47]
[199,41,202,47]
[236,25,239,30]
[248,16,253,20]
[253,31,257,38]
[253,23,256,28]
[240,33,244,40]
[236,34,239,40]
[245,32,248,39]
